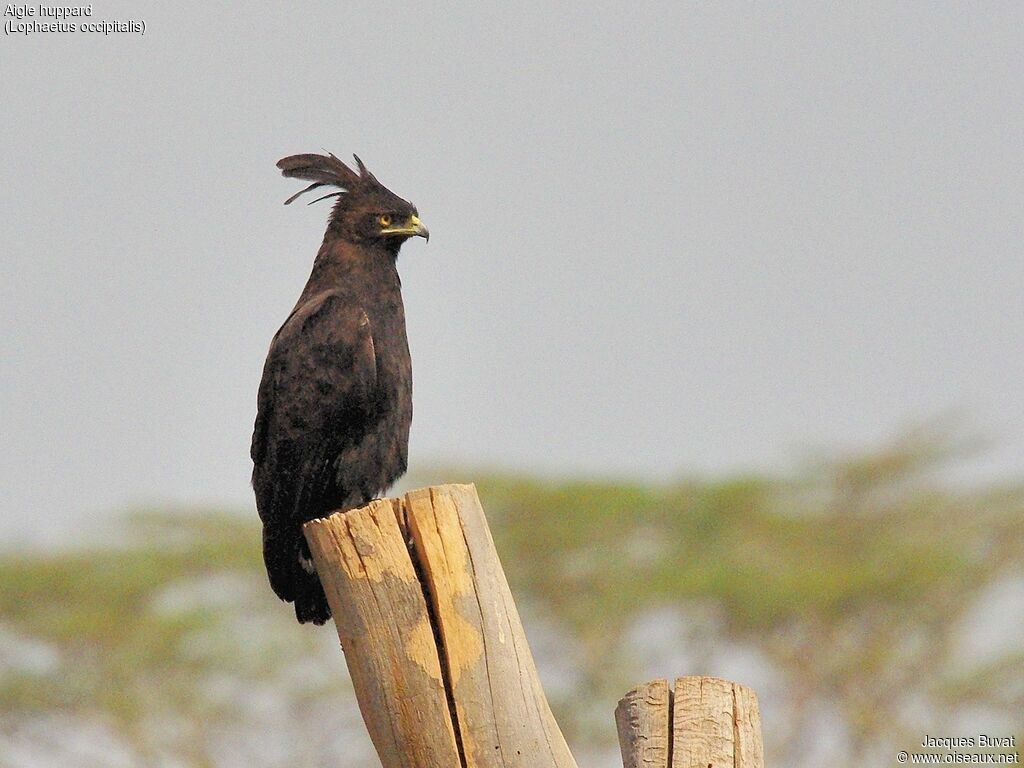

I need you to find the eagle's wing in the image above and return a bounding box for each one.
[250,290,377,472]
[251,289,378,621]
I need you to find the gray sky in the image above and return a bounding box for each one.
[2,2,1022,545]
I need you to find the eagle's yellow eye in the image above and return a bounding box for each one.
[379,214,392,227]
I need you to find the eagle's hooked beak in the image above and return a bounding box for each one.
[381,214,429,242]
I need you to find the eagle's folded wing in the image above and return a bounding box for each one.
[250,290,377,469]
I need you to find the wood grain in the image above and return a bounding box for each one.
[671,676,764,768]
[616,677,764,768]
[304,497,460,768]
[615,679,671,768]
[305,484,578,768]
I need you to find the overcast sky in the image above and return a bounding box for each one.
[3,2,1022,545]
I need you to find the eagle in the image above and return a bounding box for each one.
[251,152,428,624]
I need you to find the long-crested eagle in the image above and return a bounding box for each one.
[251,152,428,624]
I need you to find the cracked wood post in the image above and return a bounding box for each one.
[303,483,578,768]
[615,677,764,768]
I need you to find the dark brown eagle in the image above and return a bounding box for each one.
[251,152,428,624]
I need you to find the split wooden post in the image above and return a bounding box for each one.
[303,483,578,768]
[615,677,765,768]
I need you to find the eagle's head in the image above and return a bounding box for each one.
[277,152,428,247]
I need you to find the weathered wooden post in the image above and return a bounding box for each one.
[616,677,764,768]
[304,483,577,768]
[304,483,765,768]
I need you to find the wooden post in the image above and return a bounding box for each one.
[304,483,578,768]
[615,677,765,768]
[304,483,765,768]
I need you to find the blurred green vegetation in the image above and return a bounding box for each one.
[2,429,1022,767]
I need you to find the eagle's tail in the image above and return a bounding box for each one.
[263,525,332,625]
[292,569,331,625]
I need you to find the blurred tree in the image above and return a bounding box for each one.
[1,430,1021,767]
